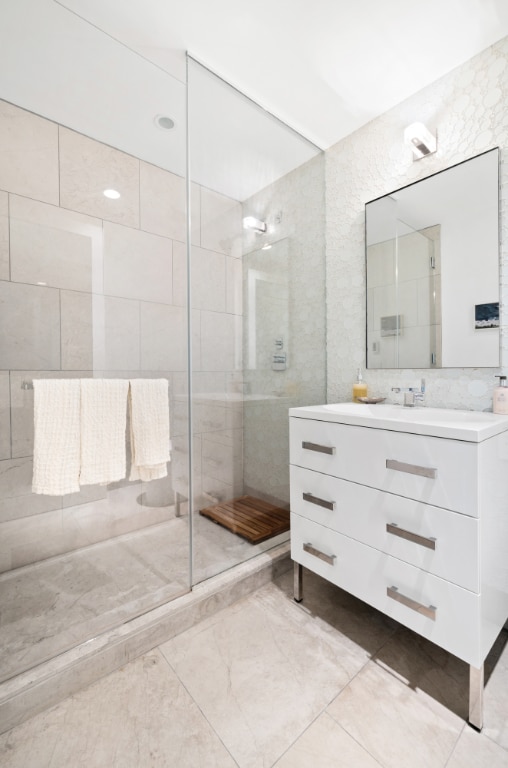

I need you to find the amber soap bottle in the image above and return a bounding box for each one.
[352,368,368,403]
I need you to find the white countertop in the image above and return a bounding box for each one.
[289,402,508,442]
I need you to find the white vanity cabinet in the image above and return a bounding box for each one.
[289,403,508,730]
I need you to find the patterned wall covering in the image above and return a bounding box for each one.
[326,36,508,411]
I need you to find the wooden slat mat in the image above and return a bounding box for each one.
[199,495,290,544]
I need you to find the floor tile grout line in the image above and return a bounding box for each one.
[443,720,467,768]
[156,646,241,767]
[326,654,466,768]
[155,580,390,768]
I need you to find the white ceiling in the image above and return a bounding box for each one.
[1,1,508,199]
[56,0,508,148]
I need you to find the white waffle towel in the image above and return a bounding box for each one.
[79,379,129,486]
[129,379,171,481]
[32,379,81,496]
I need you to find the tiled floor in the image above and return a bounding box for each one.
[0,502,287,682]
[1,568,508,767]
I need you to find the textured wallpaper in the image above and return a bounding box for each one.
[326,36,508,411]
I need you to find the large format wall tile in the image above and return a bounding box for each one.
[102,296,140,371]
[0,100,59,204]
[60,291,93,370]
[172,240,229,311]
[200,187,242,258]
[0,281,60,370]
[172,240,186,307]
[103,222,172,304]
[0,191,8,281]
[0,372,10,460]
[191,246,226,312]
[59,127,140,227]
[9,195,101,292]
[0,457,62,524]
[200,310,239,371]
[226,255,242,315]
[140,162,201,245]
[140,303,187,371]
[201,430,243,487]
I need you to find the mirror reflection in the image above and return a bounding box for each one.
[366,148,499,369]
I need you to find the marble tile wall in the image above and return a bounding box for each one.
[241,153,326,505]
[0,98,244,574]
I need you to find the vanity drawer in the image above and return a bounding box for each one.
[290,416,479,516]
[290,465,479,592]
[291,515,481,666]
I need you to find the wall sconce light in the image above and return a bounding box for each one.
[404,122,437,160]
[243,216,267,233]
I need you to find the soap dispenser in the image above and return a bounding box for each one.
[493,375,508,415]
[352,368,368,403]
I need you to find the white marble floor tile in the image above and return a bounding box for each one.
[279,567,398,658]
[160,579,372,768]
[446,725,508,768]
[327,659,464,768]
[481,630,508,750]
[0,650,238,768]
[372,625,471,720]
[274,712,382,767]
[0,514,189,682]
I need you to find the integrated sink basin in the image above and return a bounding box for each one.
[290,402,508,441]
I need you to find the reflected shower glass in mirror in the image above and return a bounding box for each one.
[365,148,499,369]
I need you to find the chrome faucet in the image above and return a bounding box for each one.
[391,379,425,407]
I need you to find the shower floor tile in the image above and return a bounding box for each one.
[0,494,288,683]
[0,516,190,682]
[1,570,508,767]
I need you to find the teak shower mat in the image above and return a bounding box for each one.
[199,495,290,544]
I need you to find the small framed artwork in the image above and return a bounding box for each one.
[475,302,499,329]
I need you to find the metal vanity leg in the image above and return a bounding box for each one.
[294,562,303,603]
[469,664,484,731]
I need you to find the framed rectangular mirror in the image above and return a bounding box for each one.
[365,148,499,369]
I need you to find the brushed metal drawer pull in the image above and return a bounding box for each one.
[386,523,436,550]
[302,441,335,456]
[387,585,436,621]
[303,543,336,565]
[386,459,437,479]
[303,492,335,511]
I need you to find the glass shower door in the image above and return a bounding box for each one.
[0,2,191,683]
[187,58,326,584]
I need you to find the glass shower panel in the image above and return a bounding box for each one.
[187,58,326,584]
[0,3,190,683]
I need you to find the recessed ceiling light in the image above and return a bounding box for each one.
[154,114,175,131]
[261,243,272,250]
[103,189,121,199]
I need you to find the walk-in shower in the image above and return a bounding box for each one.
[0,0,325,698]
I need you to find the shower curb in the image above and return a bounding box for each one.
[0,542,291,735]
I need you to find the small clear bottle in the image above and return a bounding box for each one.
[352,368,368,403]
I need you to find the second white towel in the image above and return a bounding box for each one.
[129,379,171,482]
[80,379,130,486]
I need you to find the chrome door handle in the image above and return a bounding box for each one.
[302,441,335,455]
[303,543,336,566]
[387,585,436,620]
[302,492,335,511]
[386,523,436,550]
[386,459,437,479]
